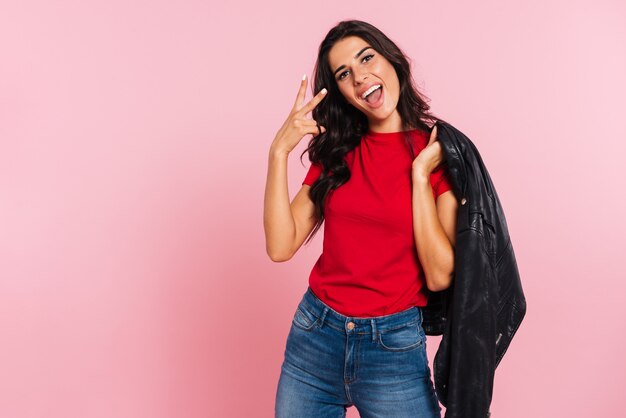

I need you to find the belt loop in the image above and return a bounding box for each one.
[319,307,329,328]
[371,319,377,342]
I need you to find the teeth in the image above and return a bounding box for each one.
[362,84,381,99]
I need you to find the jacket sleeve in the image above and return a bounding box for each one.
[436,221,498,418]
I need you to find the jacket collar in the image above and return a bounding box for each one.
[435,121,499,231]
[435,121,468,201]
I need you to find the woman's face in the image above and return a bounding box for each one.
[327,35,403,132]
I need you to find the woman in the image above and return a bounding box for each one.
[264,20,458,418]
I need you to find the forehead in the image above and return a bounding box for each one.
[328,36,370,69]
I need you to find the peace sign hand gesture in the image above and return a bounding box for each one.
[271,74,327,155]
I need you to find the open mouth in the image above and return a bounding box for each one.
[361,84,384,108]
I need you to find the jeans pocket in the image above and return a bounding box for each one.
[292,306,320,331]
[377,321,425,352]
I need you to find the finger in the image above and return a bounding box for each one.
[293,74,308,111]
[298,87,328,116]
[299,119,327,135]
[428,124,438,146]
[432,142,446,169]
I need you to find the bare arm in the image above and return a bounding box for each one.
[263,74,327,262]
[264,148,319,262]
[411,124,459,291]
[411,175,458,291]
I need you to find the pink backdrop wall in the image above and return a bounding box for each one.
[1,1,625,417]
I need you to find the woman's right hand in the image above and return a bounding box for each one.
[271,75,328,155]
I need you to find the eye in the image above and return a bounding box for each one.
[337,54,375,81]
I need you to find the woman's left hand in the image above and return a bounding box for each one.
[412,124,445,177]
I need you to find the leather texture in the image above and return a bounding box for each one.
[421,121,527,418]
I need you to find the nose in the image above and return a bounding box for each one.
[352,68,367,85]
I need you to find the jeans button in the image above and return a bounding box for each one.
[347,321,355,330]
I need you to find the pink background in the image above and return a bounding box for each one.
[1,1,625,417]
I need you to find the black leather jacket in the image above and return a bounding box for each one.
[421,121,527,418]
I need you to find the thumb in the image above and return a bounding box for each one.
[428,124,438,146]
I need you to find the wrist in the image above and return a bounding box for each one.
[269,145,290,159]
[412,163,431,181]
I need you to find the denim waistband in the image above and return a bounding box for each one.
[300,286,423,334]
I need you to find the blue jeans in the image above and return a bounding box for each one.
[275,287,442,418]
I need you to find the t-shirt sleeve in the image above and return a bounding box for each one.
[430,164,454,198]
[302,161,323,186]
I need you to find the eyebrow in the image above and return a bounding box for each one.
[333,46,374,77]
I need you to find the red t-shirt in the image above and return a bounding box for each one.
[301,128,454,317]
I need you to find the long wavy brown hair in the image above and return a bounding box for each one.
[300,19,449,245]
